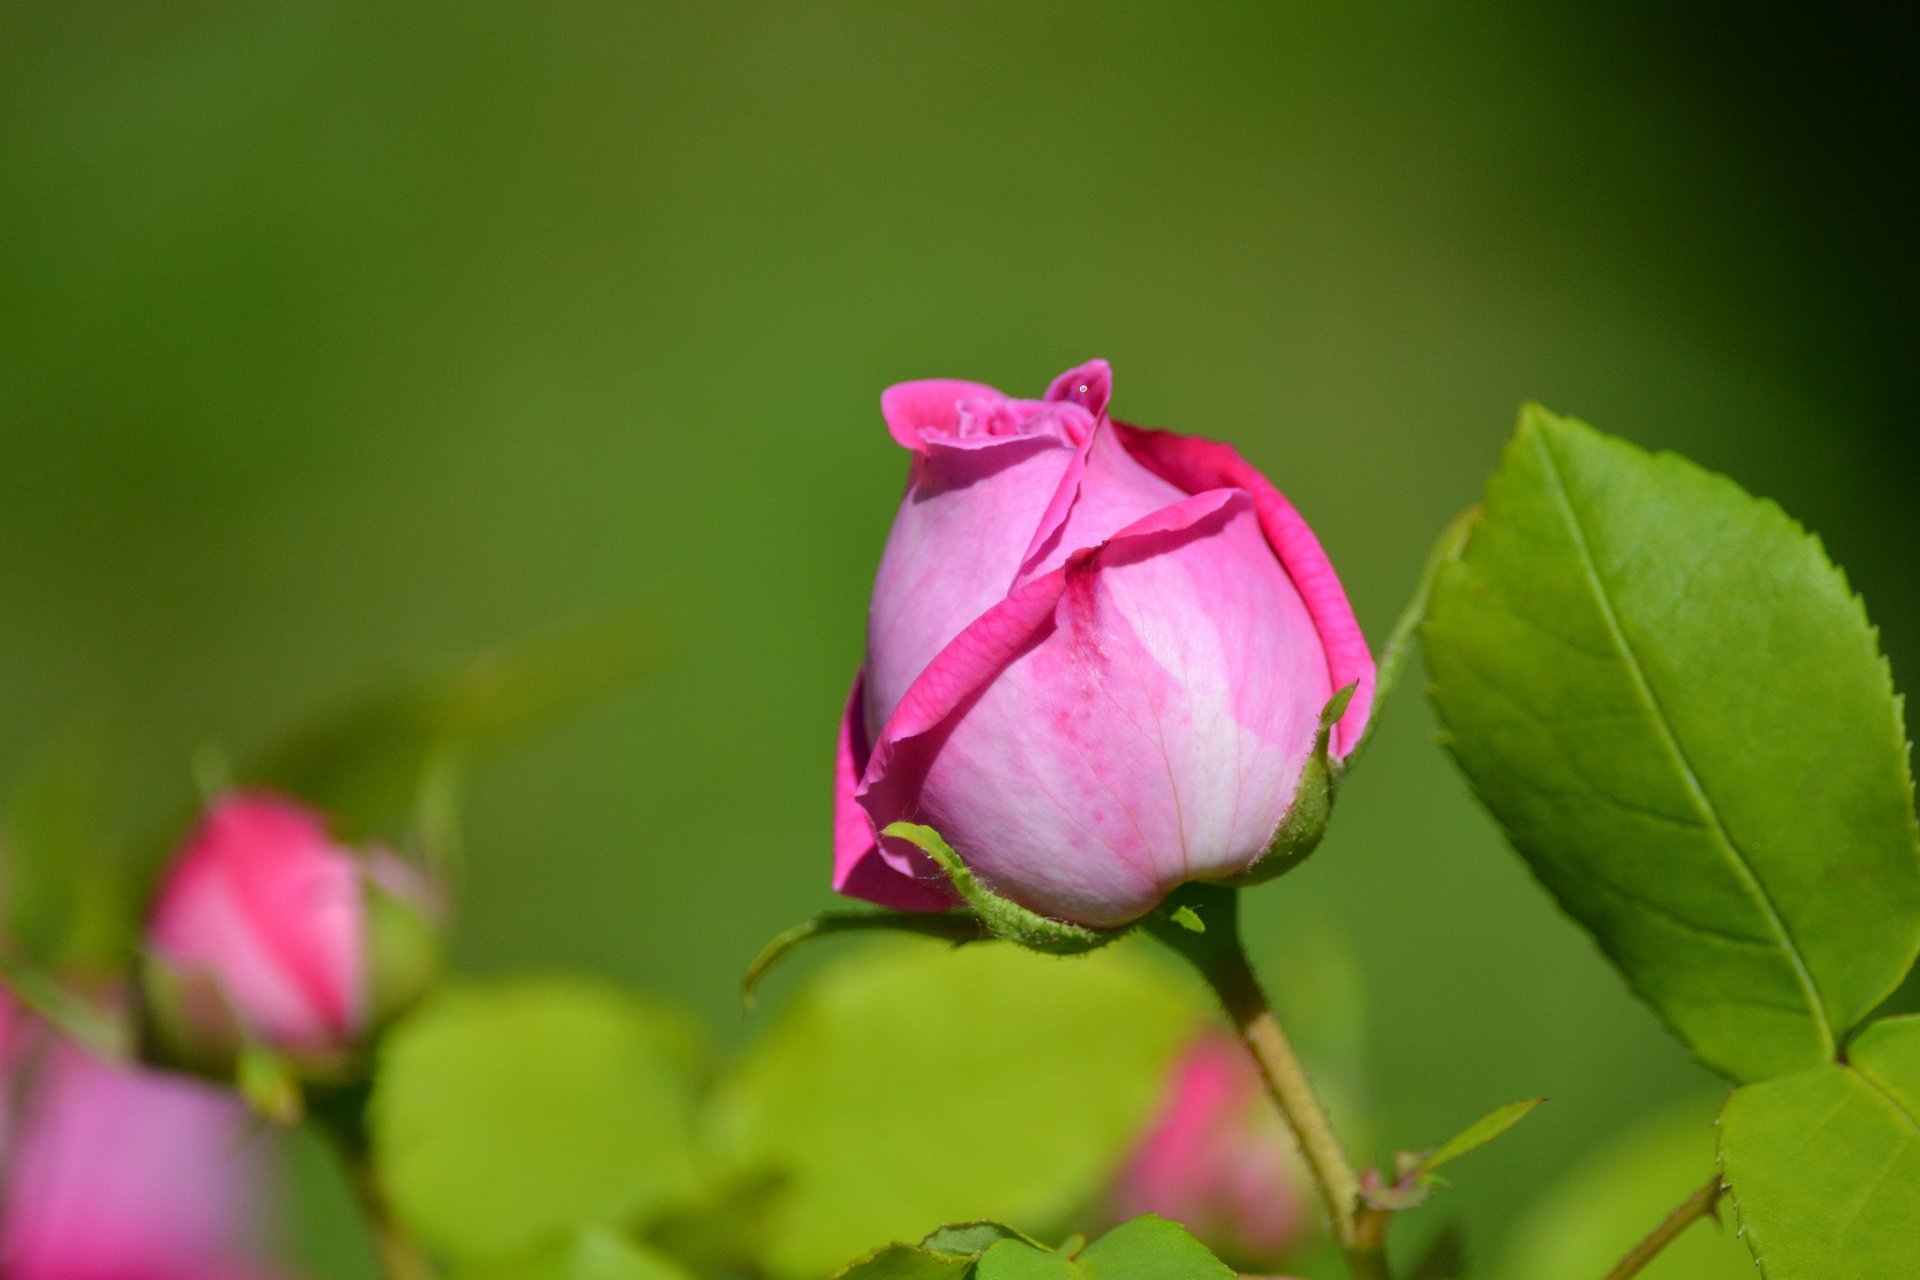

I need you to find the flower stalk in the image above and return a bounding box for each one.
[1148,883,1388,1280]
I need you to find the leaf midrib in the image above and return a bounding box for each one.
[1529,425,1838,1057]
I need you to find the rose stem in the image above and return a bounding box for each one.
[1147,883,1388,1280]
[1600,1174,1726,1280]
[307,1082,439,1280]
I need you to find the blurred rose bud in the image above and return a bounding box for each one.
[139,790,441,1070]
[1110,1031,1313,1271]
[0,997,282,1280]
[834,360,1374,927]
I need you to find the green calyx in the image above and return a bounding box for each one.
[1234,682,1355,888]
[880,822,1121,956]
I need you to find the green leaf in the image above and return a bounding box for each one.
[828,1222,1040,1280]
[369,978,703,1263]
[831,1244,979,1280]
[1419,1096,1546,1176]
[712,939,1205,1279]
[1498,1100,1749,1280]
[972,1219,1234,1280]
[975,1241,1078,1280]
[1423,406,1920,1082]
[1072,1217,1236,1279]
[451,1230,696,1280]
[1720,1014,1920,1279]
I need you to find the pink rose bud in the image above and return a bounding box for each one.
[142,790,440,1066]
[834,361,1374,926]
[0,1005,281,1280]
[1110,1032,1313,1270]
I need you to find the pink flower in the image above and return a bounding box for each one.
[834,360,1373,926]
[1110,1032,1312,1270]
[146,790,421,1058]
[0,1004,280,1280]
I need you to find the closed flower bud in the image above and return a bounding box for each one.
[1110,1032,1313,1271]
[834,361,1374,927]
[140,790,440,1069]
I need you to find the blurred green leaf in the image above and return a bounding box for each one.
[832,1244,980,1280]
[1720,1014,1920,1279]
[244,610,654,850]
[451,1229,696,1280]
[370,977,703,1263]
[1070,1216,1236,1279]
[1423,406,1920,1083]
[710,939,1205,1279]
[974,1242,1078,1280]
[1419,1097,1545,1176]
[1498,1100,1750,1280]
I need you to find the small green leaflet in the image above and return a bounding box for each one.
[1423,406,1920,1083]
[1421,1096,1546,1176]
[1720,1015,1920,1279]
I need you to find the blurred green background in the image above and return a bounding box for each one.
[2,2,1913,1276]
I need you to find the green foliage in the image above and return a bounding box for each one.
[833,1218,1231,1280]
[880,823,1115,954]
[710,939,1206,1279]
[450,1230,697,1280]
[1419,1096,1545,1177]
[1498,1101,1750,1280]
[369,977,704,1263]
[1423,405,1920,1083]
[1720,1015,1920,1279]
[244,610,653,852]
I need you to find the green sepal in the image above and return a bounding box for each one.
[881,823,1121,955]
[364,868,445,1029]
[742,910,987,1010]
[237,1041,305,1126]
[1232,682,1355,887]
[131,948,246,1077]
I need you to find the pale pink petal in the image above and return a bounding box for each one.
[1117,424,1374,755]
[1016,420,1189,585]
[861,432,1076,733]
[0,1041,279,1280]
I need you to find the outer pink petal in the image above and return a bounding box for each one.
[878,378,1007,450]
[832,670,958,911]
[0,1041,279,1280]
[149,792,365,1051]
[859,489,1324,926]
[862,432,1076,732]
[1117,424,1375,755]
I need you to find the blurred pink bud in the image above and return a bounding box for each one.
[0,1003,280,1280]
[834,361,1374,926]
[147,790,433,1058]
[1110,1032,1313,1270]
